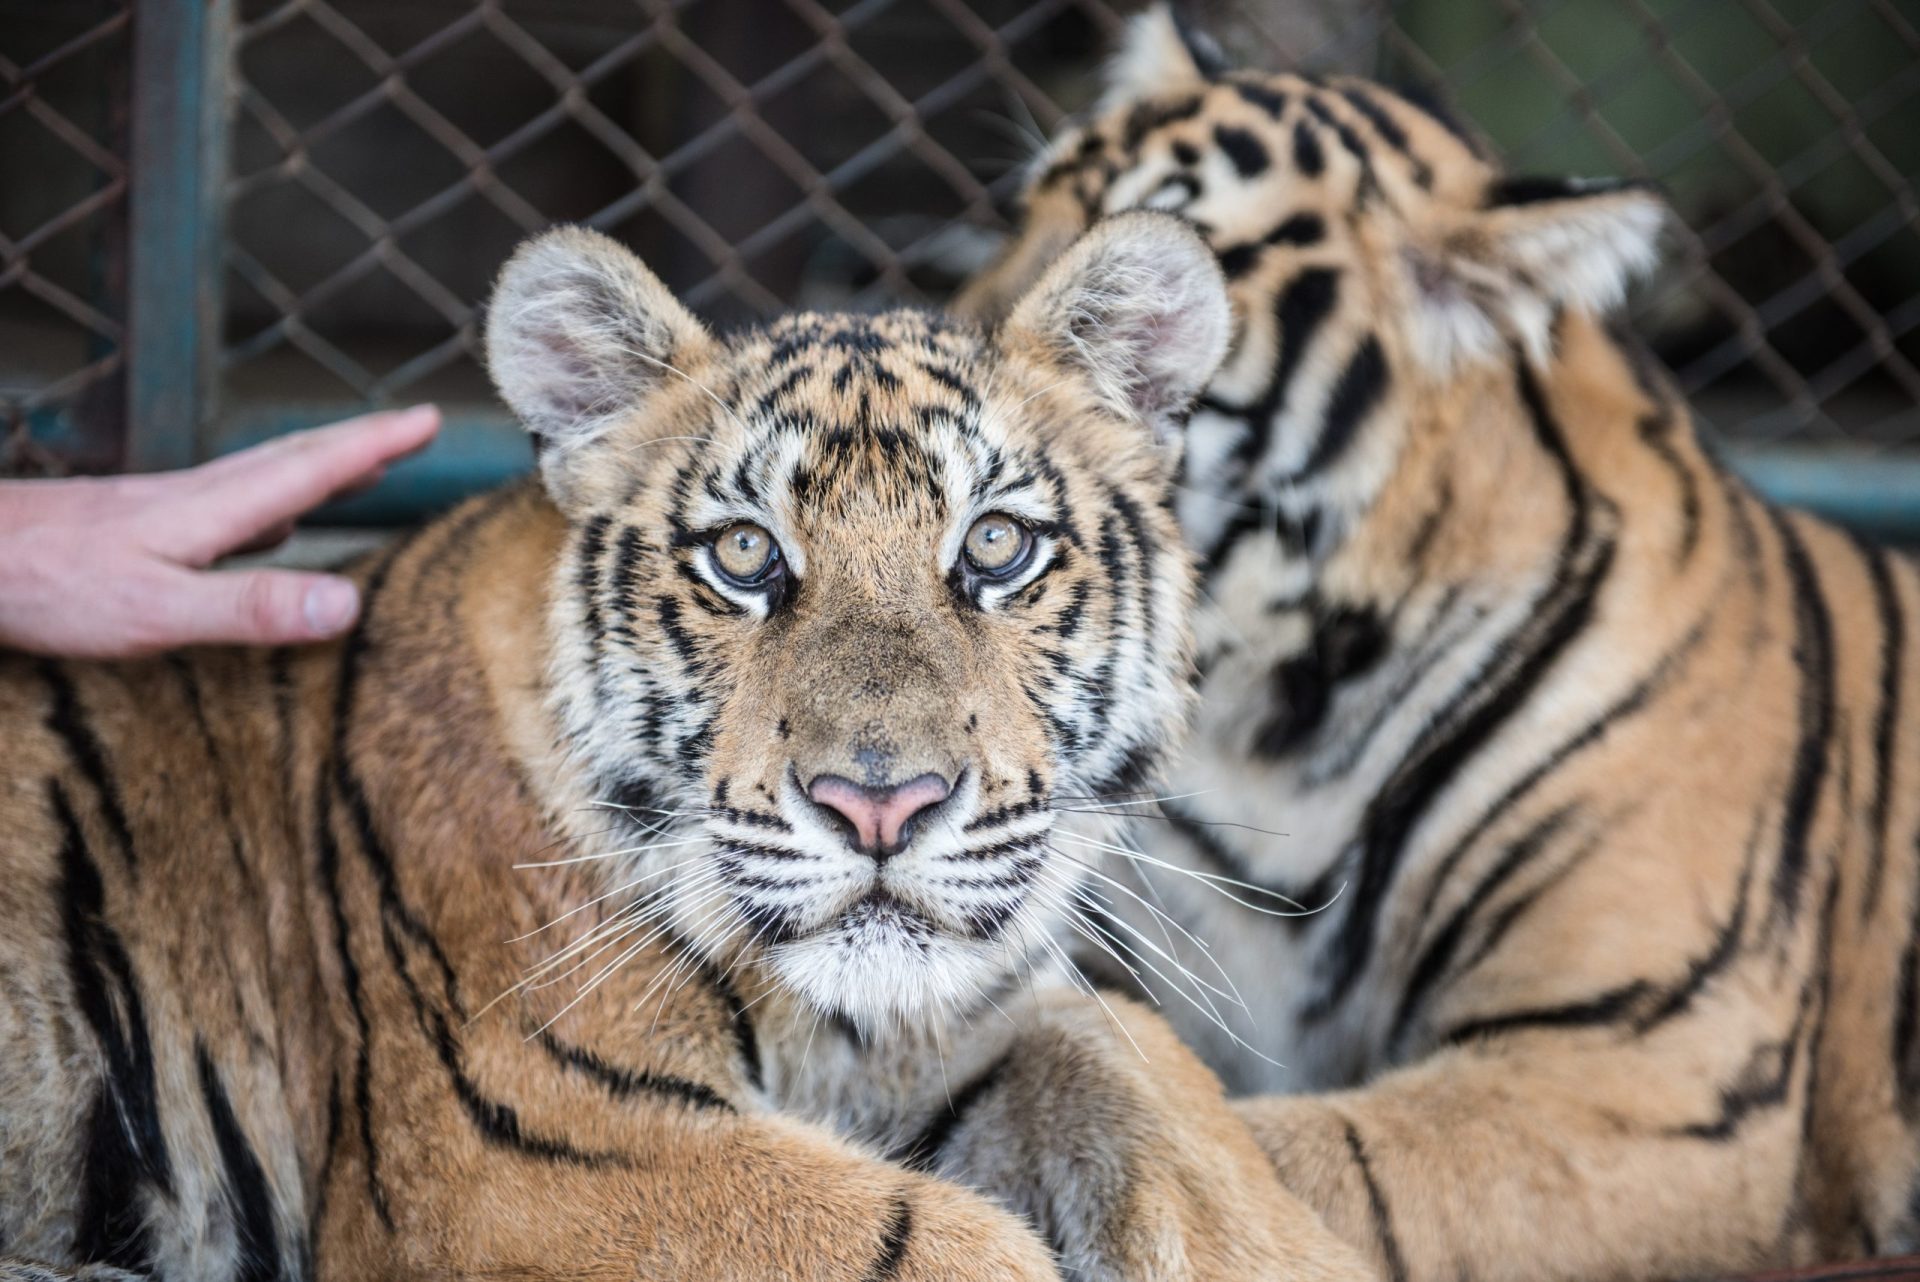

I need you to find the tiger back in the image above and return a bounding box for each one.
[962,7,1920,1278]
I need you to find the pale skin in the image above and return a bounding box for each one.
[0,405,440,657]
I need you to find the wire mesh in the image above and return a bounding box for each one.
[0,1,132,476]
[4,0,1917,479]
[218,0,1122,428]
[217,0,1920,453]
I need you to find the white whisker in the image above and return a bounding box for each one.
[1053,830,1341,917]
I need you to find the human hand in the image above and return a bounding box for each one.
[0,405,440,658]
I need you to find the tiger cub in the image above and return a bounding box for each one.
[0,214,1367,1281]
[960,7,1920,1279]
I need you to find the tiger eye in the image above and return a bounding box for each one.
[963,513,1030,576]
[713,522,777,584]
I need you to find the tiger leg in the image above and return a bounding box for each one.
[315,1109,1059,1282]
[920,991,1374,1282]
[1232,1041,1803,1282]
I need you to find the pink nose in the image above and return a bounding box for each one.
[806,772,953,858]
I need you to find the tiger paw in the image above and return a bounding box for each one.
[889,1178,1063,1282]
[921,991,1375,1281]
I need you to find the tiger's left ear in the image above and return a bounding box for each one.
[1000,210,1232,446]
[1403,179,1667,371]
[1098,3,1225,113]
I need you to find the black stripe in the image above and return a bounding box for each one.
[1252,603,1387,758]
[1444,809,1759,1048]
[1232,81,1288,119]
[1405,477,1453,568]
[1389,81,1483,156]
[170,654,260,893]
[55,780,172,1272]
[1283,335,1388,482]
[1303,97,1374,178]
[379,895,632,1168]
[1213,123,1270,178]
[1121,93,1203,151]
[1857,538,1904,922]
[435,1013,625,1165]
[863,1197,914,1281]
[577,513,613,654]
[1898,840,1920,1111]
[1337,85,1432,188]
[310,541,419,1232]
[1291,118,1325,175]
[1609,324,1701,564]
[41,660,136,868]
[652,926,764,1093]
[269,646,298,808]
[1672,880,1829,1144]
[895,1051,1015,1171]
[1765,511,1836,923]
[1391,803,1580,1044]
[1304,361,1616,1021]
[1344,1122,1409,1282]
[314,778,391,1229]
[328,541,469,1018]
[1447,826,1606,986]
[1214,266,1341,479]
[1800,875,1841,1150]
[1104,480,1160,646]
[1671,1032,1797,1141]
[310,1072,343,1250]
[1406,610,1708,941]
[1308,585,1468,784]
[1487,175,1650,207]
[607,523,649,645]
[1443,979,1652,1045]
[535,1031,735,1113]
[1636,415,1701,564]
[1633,807,1764,1033]
[197,1041,288,1282]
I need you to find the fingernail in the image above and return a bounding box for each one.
[304,580,360,636]
[398,403,439,426]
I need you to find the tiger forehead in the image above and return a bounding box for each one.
[1038,72,1488,206]
[735,310,989,410]
[707,310,1012,518]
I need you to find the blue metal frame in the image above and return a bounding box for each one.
[126,0,230,473]
[1722,447,1920,546]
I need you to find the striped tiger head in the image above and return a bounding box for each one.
[957,4,1669,574]
[485,215,1228,1031]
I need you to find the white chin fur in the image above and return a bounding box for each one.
[766,921,1019,1035]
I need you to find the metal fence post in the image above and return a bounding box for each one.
[126,0,231,473]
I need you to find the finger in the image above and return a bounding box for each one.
[326,463,386,504]
[227,520,297,557]
[154,405,440,563]
[148,567,362,648]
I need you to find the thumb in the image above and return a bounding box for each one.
[154,567,363,647]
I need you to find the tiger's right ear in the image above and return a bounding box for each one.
[486,226,714,514]
[1098,4,1224,113]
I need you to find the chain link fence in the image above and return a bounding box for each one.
[0,1,131,476]
[3,0,1918,522]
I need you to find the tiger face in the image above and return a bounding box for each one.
[486,213,1229,1031]
[958,5,1667,574]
